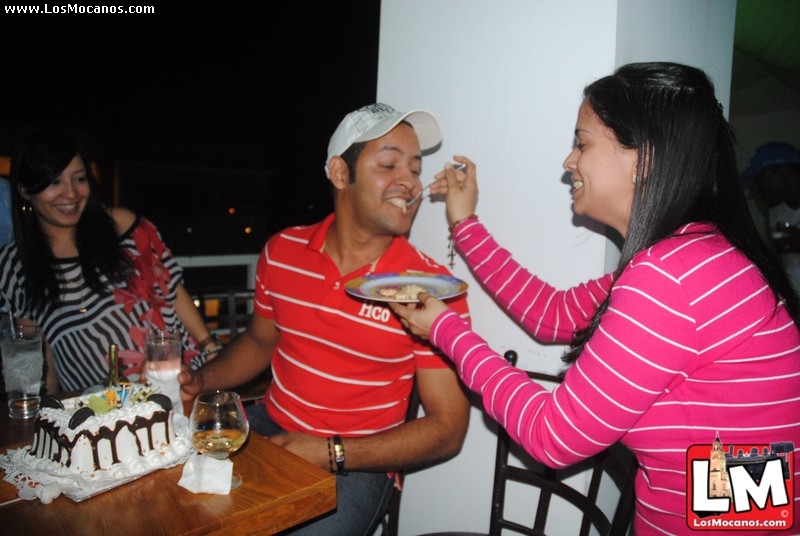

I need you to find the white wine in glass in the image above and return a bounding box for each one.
[189,390,250,489]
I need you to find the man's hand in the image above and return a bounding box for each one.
[178,365,204,403]
[269,432,331,471]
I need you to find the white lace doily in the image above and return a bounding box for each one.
[0,415,192,503]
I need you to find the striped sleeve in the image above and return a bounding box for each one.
[433,232,699,467]
[438,222,800,533]
[253,240,273,317]
[453,219,613,343]
[0,242,25,316]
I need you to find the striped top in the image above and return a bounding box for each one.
[255,213,470,437]
[431,219,800,535]
[0,217,203,391]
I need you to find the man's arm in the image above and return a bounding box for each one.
[271,365,470,472]
[179,314,278,401]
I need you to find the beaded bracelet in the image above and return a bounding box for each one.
[198,333,222,349]
[448,213,478,233]
[447,214,478,268]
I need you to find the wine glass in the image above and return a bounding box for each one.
[189,390,250,489]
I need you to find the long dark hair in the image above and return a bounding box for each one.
[10,128,130,313]
[563,62,800,363]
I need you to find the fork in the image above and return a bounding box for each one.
[407,163,466,206]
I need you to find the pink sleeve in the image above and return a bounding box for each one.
[453,219,613,343]
[430,249,697,468]
[414,288,470,369]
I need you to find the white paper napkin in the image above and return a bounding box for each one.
[178,454,232,495]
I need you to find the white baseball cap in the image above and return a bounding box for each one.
[325,103,442,177]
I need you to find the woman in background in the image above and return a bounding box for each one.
[0,128,220,393]
[392,62,800,534]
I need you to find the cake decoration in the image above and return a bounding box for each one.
[67,407,95,430]
[29,383,179,475]
[0,379,192,503]
[41,396,64,410]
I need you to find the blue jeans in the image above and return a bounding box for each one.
[246,402,395,536]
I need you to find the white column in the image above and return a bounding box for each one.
[378,1,735,533]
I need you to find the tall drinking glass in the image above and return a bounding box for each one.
[1,322,44,419]
[189,391,249,489]
[145,327,183,416]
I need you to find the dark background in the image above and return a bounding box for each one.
[0,3,381,261]
[9,2,794,282]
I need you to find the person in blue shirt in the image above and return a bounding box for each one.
[0,177,12,247]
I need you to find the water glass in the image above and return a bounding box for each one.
[145,327,183,415]
[1,322,44,419]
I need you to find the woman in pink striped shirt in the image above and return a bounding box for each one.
[391,62,800,534]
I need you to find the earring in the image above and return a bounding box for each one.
[632,174,638,184]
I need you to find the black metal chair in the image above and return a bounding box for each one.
[419,350,638,536]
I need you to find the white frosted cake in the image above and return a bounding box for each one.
[30,386,176,475]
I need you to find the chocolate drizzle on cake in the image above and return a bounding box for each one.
[31,398,174,473]
[145,393,173,412]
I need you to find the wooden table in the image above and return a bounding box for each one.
[0,402,336,535]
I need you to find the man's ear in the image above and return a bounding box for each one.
[17,184,29,200]
[327,156,351,191]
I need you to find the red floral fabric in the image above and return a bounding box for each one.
[111,219,200,378]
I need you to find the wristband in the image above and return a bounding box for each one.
[198,334,222,350]
[448,214,478,233]
[332,435,346,475]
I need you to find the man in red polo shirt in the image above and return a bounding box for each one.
[181,103,470,535]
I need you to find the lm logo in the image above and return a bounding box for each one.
[686,434,794,531]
